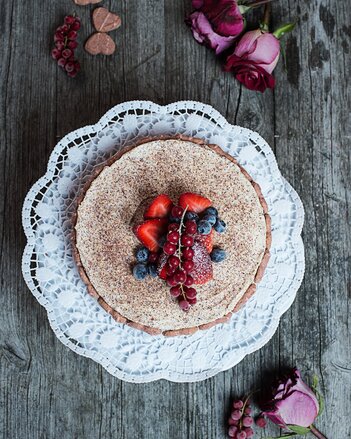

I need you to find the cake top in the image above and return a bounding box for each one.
[74,137,269,335]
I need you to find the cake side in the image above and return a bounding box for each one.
[72,135,271,336]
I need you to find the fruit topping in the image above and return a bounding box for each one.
[197,220,212,235]
[195,229,214,253]
[210,248,227,263]
[191,242,213,285]
[171,205,184,218]
[133,218,168,252]
[144,194,173,219]
[202,213,217,226]
[132,193,227,308]
[148,264,158,278]
[178,192,212,213]
[214,218,227,233]
[185,211,199,222]
[135,246,149,263]
[133,263,148,280]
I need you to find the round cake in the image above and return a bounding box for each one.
[73,135,271,336]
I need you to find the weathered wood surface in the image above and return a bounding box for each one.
[0,0,350,438]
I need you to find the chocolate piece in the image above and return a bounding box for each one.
[93,7,121,32]
[85,32,116,55]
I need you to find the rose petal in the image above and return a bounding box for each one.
[234,29,261,57]
[248,33,280,73]
[292,370,319,411]
[188,11,237,54]
[275,391,319,428]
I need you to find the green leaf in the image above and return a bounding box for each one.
[312,374,319,391]
[316,390,325,416]
[287,424,311,434]
[273,23,296,39]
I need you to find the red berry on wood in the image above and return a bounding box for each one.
[188,297,197,305]
[168,223,179,231]
[233,400,244,409]
[255,416,267,428]
[185,287,197,299]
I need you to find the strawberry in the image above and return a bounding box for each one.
[157,252,168,279]
[178,192,212,214]
[144,194,173,219]
[191,241,213,285]
[195,229,214,253]
[133,218,168,252]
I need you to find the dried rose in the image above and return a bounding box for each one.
[186,0,245,54]
[261,368,327,438]
[224,28,280,92]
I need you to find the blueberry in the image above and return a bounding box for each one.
[204,206,218,217]
[133,263,148,280]
[148,264,158,278]
[135,246,149,262]
[197,220,212,235]
[214,218,227,233]
[158,235,167,247]
[185,211,199,222]
[203,214,216,226]
[210,248,227,263]
[169,216,181,224]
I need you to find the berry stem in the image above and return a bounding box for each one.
[177,206,188,301]
[310,425,327,439]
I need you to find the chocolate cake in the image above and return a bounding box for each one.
[72,135,271,336]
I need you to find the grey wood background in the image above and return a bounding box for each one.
[1,0,350,438]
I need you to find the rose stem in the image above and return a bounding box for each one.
[261,3,271,31]
[310,425,327,439]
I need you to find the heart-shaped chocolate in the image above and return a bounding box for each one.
[74,0,102,5]
[85,32,116,55]
[93,7,121,32]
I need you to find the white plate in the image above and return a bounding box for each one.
[22,100,304,383]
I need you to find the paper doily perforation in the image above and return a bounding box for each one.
[22,100,304,382]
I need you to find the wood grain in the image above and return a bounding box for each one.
[0,0,350,438]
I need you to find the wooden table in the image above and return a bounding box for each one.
[1,1,350,438]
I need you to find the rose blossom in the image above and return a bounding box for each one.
[186,0,244,54]
[224,28,280,92]
[262,368,322,431]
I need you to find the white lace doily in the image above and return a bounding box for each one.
[22,100,304,383]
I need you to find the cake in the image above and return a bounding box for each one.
[72,135,271,336]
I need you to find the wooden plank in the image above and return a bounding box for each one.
[0,0,350,438]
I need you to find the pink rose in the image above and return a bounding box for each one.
[187,0,244,54]
[224,28,280,92]
[262,369,320,430]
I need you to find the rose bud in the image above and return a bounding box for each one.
[224,28,280,92]
[261,368,327,438]
[186,0,245,54]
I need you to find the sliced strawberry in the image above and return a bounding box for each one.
[157,252,168,279]
[133,218,168,252]
[178,192,212,214]
[144,194,173,219]
[195,229,214,253]
[191,241,213,285]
